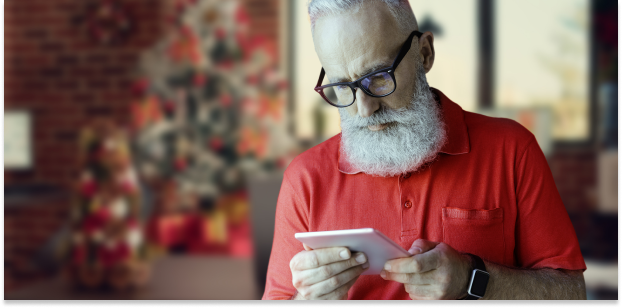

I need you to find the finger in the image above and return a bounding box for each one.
[299,252,368,286]
[385,248,441,273]
[291,247,351,271]
[317,270,360,300]
[408,239,439,255]
[311,263,366,298]
[380,269,437,285]
[303,243,312,251]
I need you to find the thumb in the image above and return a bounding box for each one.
[408,239,439,255]
[303,243,313,251]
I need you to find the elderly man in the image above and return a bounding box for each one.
[262,0,586,300]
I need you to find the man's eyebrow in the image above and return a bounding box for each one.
[330,62,392,84]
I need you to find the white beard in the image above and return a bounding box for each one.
[338,62,447,177]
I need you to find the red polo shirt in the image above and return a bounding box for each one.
[262,88,586,300]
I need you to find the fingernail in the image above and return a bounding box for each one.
[340,250,350,259]
[384,264,391,271]
[362,262,370,269]
[409,247,422,254]
[355,253,366,264]
[380,270,386,278]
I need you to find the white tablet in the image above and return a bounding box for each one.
[295,228,412,275]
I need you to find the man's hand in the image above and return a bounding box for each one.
[290,243,369,300]
[380,239,472,300]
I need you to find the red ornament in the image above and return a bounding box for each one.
[120,180,136,194]
[174,158,187,171]
[168,26,201,65]
[72,245,87,265]
[98,245,116,267]
[209,137,224,152]
[240,97,254,114]
[131,79,149,97]
[80,0,133,45]
[80,180,97,198]
[181,25,193,36]
[247,75,259,85]
[219,94,232,107]
[277,80,289,90]
[235,5,251,25]
[215,27,226,40]
[236,31,250,59]
[190,50,202,65]
[82,207,111,235]
[193,73,207,87]
[127,217,139,229]
[162,100,175,114]
[217,59,234,70]
[98,241,132,268]
[116,242,132,261]
[174,0,196,13]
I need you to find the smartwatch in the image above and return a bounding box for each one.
[462,253,489,300]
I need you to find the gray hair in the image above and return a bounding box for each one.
[307,0,418,36]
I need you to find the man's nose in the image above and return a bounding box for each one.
[355,88,380,118]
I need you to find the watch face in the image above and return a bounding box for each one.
[469,269,490,297]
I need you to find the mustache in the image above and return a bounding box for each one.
[340,103,416,128]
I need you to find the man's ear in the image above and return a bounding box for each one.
[418,31,435,73]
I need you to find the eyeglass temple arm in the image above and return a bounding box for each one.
[391,30,423,69]
[315,68,326,89]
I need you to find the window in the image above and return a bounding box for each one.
[409,0,478,112]
[292,1,341,140]
[495,0,590,141]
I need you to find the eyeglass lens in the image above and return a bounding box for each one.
[321,71,395,106]
[361,72,395,96]
[321,81,354,107]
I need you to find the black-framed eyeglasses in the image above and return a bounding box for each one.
[314,30,423,108]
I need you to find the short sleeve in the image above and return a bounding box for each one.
[261,172,309,300]
[514,138,586,271]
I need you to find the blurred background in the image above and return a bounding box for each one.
[3,0,618,300]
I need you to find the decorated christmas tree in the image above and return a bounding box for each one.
[66,120,150,291]
[131,0,295,255]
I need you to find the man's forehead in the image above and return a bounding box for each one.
[313,10,403,83]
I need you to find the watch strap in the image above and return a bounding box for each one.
[463,253,487,300]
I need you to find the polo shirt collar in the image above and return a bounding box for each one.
[338,87,471,175]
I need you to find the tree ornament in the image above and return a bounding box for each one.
[193,73,207,87]
[219,93,233,107]
[109,198,129,220]
[73,0,134,46]
[209,137,224,152]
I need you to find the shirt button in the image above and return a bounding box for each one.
[403,173,411,179]
[404,200,413,209]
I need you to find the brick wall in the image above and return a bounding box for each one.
[243,0,280,44]
[5,0,165,188]
[549,149,598,214]
[4,0,281,293]
[4,0,168,292]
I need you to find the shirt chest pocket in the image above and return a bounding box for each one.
[442,207,505,265]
